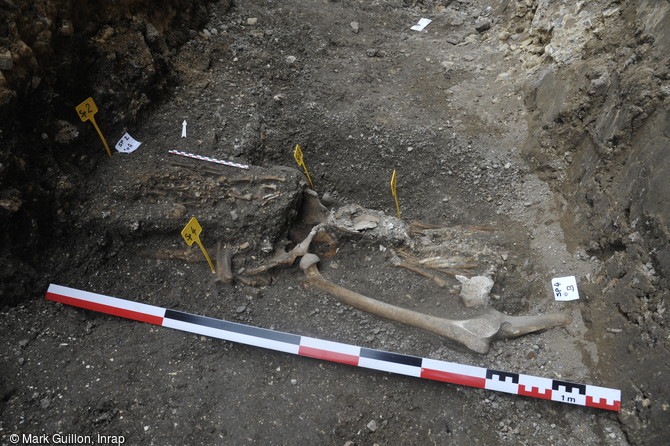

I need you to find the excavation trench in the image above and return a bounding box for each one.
[1,1,668,445]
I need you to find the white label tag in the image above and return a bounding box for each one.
[411,18,432,31]
[551,276,580,301]
[115,132,142,153]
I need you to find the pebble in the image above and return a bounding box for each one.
[235,305,247,314]
[285,55,297,64]
[366,48,378,58]
[350,22,359,34]
[366,420,378,432]
[247,18,258,26]
[290,379,297,385]
[210,28,218,36]
[475,19,491,32]
[18,357,25,365]
[19,339,29,348]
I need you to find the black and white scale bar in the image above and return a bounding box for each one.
[45,284,621,411]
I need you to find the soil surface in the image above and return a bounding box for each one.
[1,1,668,445]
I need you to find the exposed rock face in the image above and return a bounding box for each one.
[0,0,220,305]
[518,1,669,444]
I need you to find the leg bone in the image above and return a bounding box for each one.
[300,254,499,354]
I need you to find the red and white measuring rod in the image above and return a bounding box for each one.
[45,284,621,411]
[168,150,249,169]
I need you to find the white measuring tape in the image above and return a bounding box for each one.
[45,284,621,411]
[169,150,249,170]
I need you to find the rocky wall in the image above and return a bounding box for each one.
[519,1,669,444]
[0,0,220,305]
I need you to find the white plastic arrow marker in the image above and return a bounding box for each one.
[182,120,187,138]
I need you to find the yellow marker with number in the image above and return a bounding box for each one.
[181,217,215,273]
[75,97,112,158]
[390,169,401,219]
[293,144,314,188]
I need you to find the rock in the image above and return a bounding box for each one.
[210,28,218,36]
[285,55,297,64]
[235,305,247,314]
[0,50,14,70]
[144,23,160,43]
[261,238,273,253]
[320,192,338,207]
[352,214,380,231]
[59,20,74,37]
[475,19,491,32]
[366,48,378,58]
[247,18,258,26]
[366,420,378,432]
[456,275,494,308]
[350,22,359,34]
[18,339,29,348]
[54,120,79,144]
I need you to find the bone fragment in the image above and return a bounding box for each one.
[490,308,572,338]
[245,224,323,275]
[139,247,214,262]
[390,256,450,288]
[300,254,498,354]
[456,275,494,308]
[216,242,234,284]
[300,254,571,354]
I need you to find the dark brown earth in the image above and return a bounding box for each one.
[1,1,668,445]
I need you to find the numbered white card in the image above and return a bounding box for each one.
[411,18,432,31]
[551,276,580,301]
[115,132,142,153]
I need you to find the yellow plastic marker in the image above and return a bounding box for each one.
[75,97,112,158]
[181,217,215,273]
[293,144,314,188]
[390,169,401,219]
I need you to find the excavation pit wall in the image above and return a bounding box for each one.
[520,1,670,443]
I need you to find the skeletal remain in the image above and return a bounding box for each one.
[456,275,494,308]
[245,224,323,275]
[139,247,215,262]
[390,256,451,288]
[300,254,570,354]
[216,242,234,284]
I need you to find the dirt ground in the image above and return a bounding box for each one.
[1,0,668,445]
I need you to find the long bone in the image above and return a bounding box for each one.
[299,254,570,354]
[244,224,324,275]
